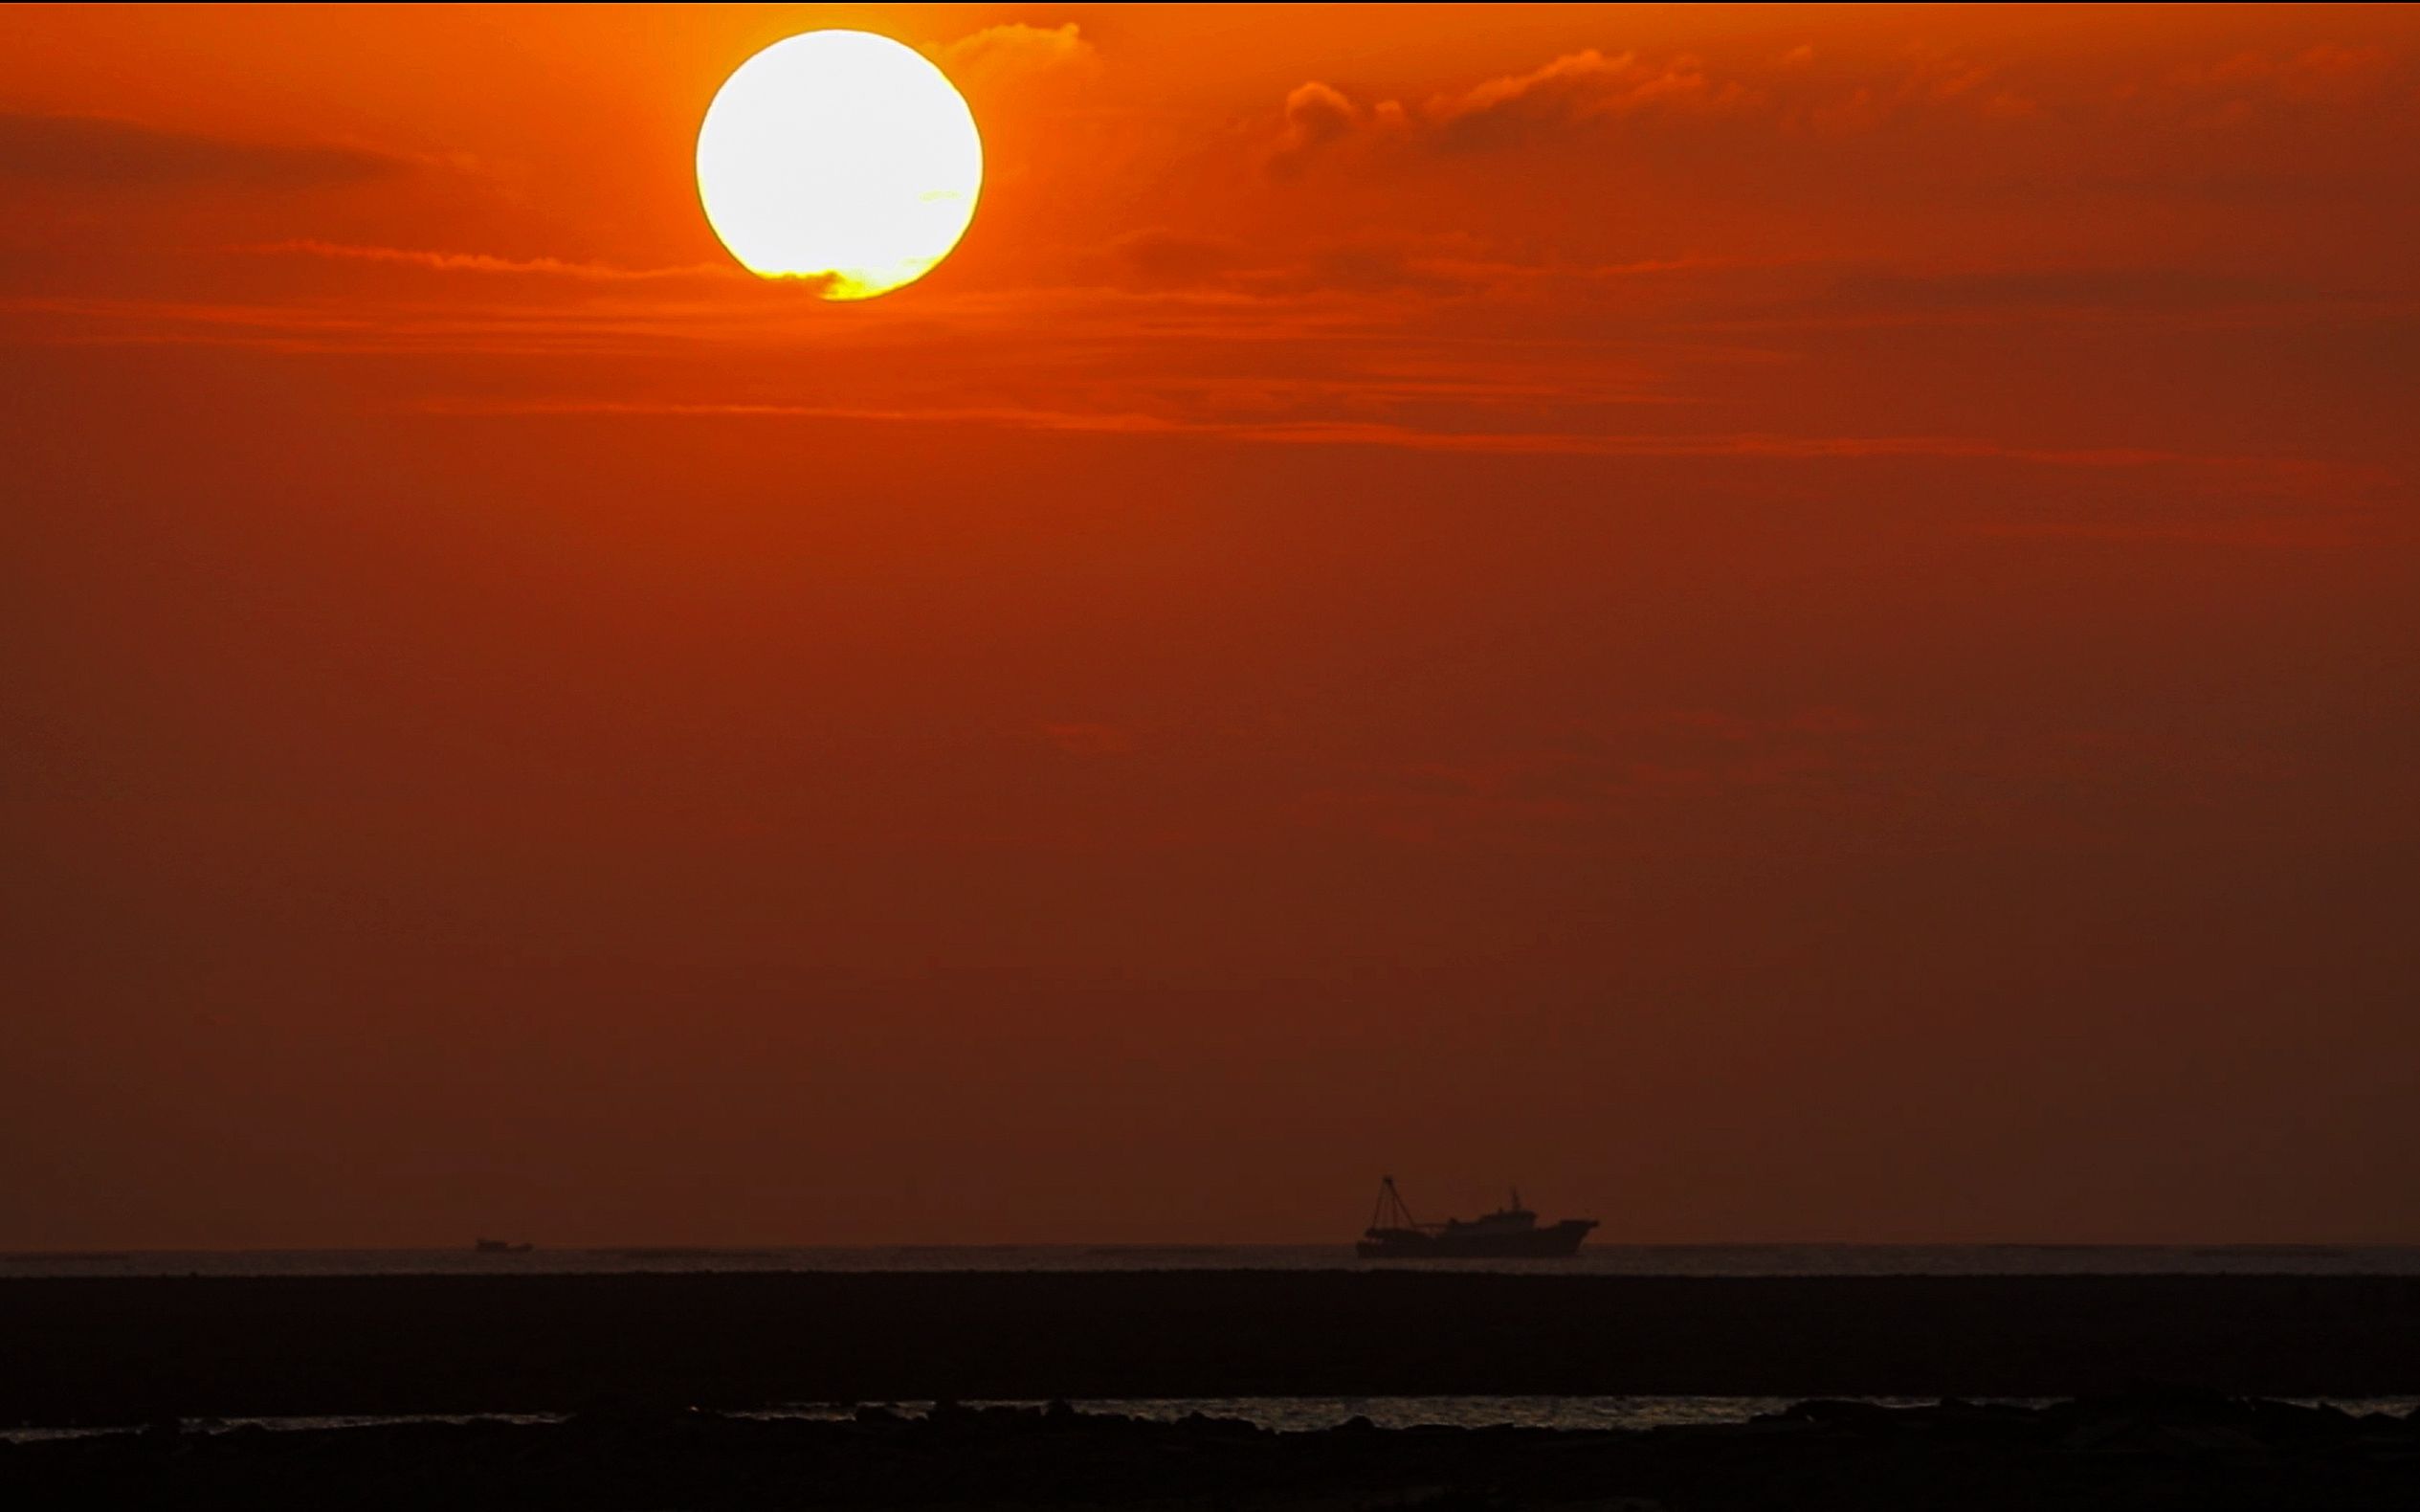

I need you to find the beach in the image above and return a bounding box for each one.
[10,1393,2420,1509]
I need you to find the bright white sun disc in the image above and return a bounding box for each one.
[696,30,982,300]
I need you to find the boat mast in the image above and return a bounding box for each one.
[1369,1175,1419,1232]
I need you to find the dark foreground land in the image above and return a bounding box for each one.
[9,1395,2420,1510]
[7,1271,2420,1423]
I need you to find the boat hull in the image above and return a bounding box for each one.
[1356,1219,1597,1260]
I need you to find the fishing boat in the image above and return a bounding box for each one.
[1356,1177,1596,1259]
[474,1237,535,1255]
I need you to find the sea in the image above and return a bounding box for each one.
[11,1244,2415,1439]
[7,1241,2419,1279]
[11,1392,2420,1445]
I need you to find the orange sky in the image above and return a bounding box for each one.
[3,4,2417,1249]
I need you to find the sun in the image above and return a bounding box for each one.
[695,31,982,300]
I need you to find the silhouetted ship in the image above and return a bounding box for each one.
[1357,1177,1597,1259]
[474,1237,534,1255]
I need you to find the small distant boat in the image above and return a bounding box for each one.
[474,1237,534,1255]
[1356,1177,1597,1259]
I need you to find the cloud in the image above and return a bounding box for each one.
[1285,81,1359,145]
[1272,51,1742,170]
[1262,36,2401,169]
[244,240,727,282]
[1272,81,1361,167]
[1275,240,1482,296]
[1098,229,1250,290]
[1818,266,2318,317]
[389,396,2337,481]
[0,113,404,189]
[1038,723,1136,757]
[1789,47,2036,136]
[1089,227,1481,297]
[1296,708,1897,843]
[2182,43,2395,106]
[1970,518,2370,550]
[940,23,1099,90]
[1429,50,1741,151]
[2275,43,2396,101]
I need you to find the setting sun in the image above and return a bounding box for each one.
[695,30,982,299]
[7,8,2420,1496]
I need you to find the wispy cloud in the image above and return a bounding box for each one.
[1429,50,1746,151]
[940,23,1100,88]
[1037,723,1137,757]
[0,112,404,189]
[403,394,2345,478]
[242,240,730,282]
[1970,518,2375,549]
[1266,37,2413,174]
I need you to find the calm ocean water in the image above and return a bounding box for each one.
[10,1249,2416,1438]
[7,1242,2418,1279]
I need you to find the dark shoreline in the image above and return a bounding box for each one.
[9,1271,2420,1425]
[9,1396,2420,1510]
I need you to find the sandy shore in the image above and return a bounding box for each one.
[9,1395,2420,1509]
[7,1270,2420,1424]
